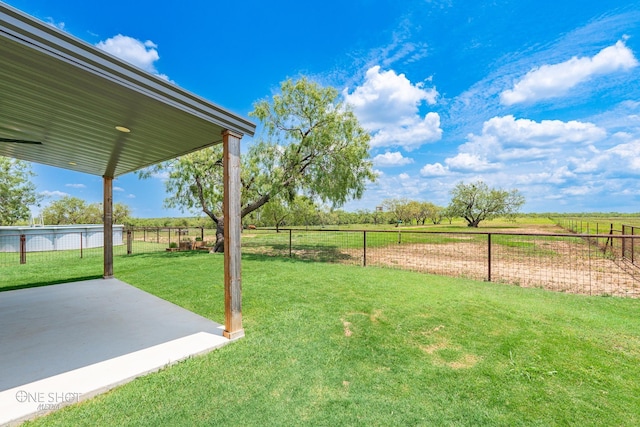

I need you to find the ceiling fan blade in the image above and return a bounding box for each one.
[0,137,42,145]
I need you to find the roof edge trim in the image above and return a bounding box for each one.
[0,2,256,137]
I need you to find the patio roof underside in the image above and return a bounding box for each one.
[0,4,255,178]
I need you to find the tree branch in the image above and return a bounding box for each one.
[194,174,220,224]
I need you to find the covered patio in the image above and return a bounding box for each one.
[0,3,255,424]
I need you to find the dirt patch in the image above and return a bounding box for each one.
[341,319,352,337]
[344,239,640,298]
[447,354,480,369]
[420,340,449,354]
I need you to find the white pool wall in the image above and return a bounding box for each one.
[0,225,124,252]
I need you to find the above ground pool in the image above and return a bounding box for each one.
[0,225,124,252]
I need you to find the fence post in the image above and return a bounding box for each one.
[201,227,204,242]
[622,225,626,259]
[288,229,293,257]
[487,233,492,282]
[20,234,26,264]
[363,230,367,267]
[80,232,83,259]
[606,224,614,253]
[127,229,132,255]
[632,226,636,265]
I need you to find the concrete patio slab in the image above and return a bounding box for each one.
[0,279,230,426]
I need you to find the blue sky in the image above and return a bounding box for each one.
[6,0,640,216]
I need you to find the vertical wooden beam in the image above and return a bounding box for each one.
[103,176,114,279]
[222,129,244,340]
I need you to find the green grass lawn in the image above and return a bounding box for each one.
[4,251,639,426]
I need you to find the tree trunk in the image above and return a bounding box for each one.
[212,218,225,253]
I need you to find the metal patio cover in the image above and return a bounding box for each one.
[0,3,255,178]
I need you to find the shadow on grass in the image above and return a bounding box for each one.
[240,251,356,265]
[0,275,104,293]
[245,243,356,263]
[0,249,347,294]
[122,250,213,259]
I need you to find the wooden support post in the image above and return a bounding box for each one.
[19,234,26,264]
[487,233,492,282]
[363,230,367,267]
[222,129,244,340]
[103,176,114,279]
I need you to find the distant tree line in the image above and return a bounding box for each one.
[41,196,131,225]
[166,181,526,230]
[1,153,529,231]
[240,181,518,229]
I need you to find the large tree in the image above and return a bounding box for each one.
[447,181,525,227]
[260,195,289,232]
[382,198,414,226]
[42,196,131,225]
[0,157,40,225]
[139,77,375,251]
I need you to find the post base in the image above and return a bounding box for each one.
[223,329,245,340]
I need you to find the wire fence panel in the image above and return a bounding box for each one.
[362,231,489,281]
[244,228,640,298]
[555,218,640,267]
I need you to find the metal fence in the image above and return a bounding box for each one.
[0,227,212,266]
[3,225,639,298]
[243,228,640,298]
[555,219,639,268]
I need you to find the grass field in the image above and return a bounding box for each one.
[3,251,639,426]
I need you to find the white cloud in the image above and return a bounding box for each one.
[382,42,429,66]
[398,172,410,180]
[563,185,594,196]
[113,186,125,192]
[514,166,576,185]
[151,171,170,180]
[481,116,606,147]
[344,66,442,151]
[420,162,449,177]
[96,35,169,79]
[445,153,498,172]
[127,194,136,199]
[501,40,638,105]
[65,183,86,189]
[608,140,640,169]
[458,115,607,164]
[372,151,414,167]
[46,18,65,31]
[40,190,69,198]
[368,113,442,150]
